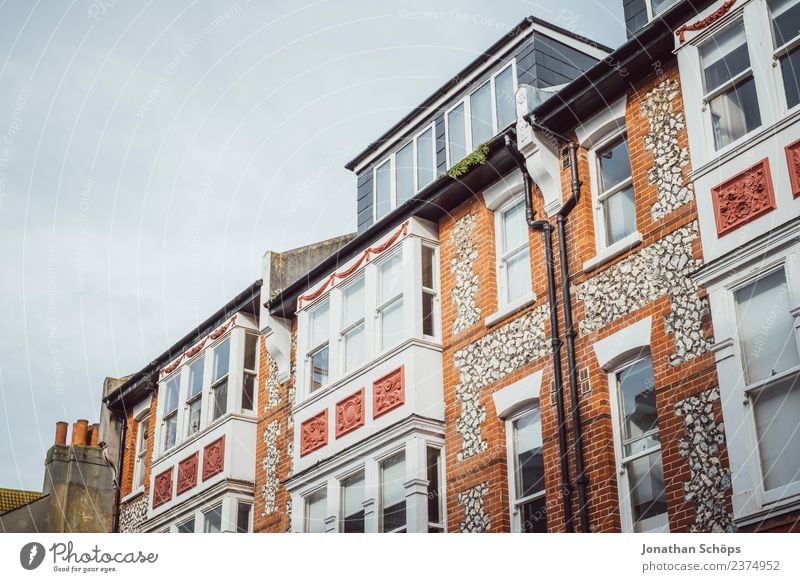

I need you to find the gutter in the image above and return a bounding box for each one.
[110,416,126,533]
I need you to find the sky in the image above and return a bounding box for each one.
[0,0,625,491]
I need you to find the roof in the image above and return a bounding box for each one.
[0,488,43,514]
[344,15,613,172]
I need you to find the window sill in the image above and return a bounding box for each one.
[734,493,800,528]
[152,412,257,466]
[122,488,145,504]
[582,231,643,273]
[484,291,537,328]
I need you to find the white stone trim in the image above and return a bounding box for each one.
[575,96,627,148]
[132,395,151,421]
[592,316,652,371]
[482,169,524,211]
[492,371,543,419]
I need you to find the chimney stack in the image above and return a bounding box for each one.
[71,419,89,446]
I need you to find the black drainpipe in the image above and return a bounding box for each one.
[505,133,574,533]
[111,414,127,533]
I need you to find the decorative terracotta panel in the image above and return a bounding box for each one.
[176,453,198,495]
[786,139,800,197]
[711,159,775,236]
[335,388,365,438]
[202,435,225,481]
[300,410,328,456]
[373,365,405,418]
[152,468,173,509]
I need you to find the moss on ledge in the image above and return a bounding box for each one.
[446,143,490,179]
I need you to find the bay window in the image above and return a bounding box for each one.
[699,18,761,150]
[735,268,800,493]
[133,414,149,490]
[611,356,668,532]
[203,505,222,533]
[380,451,406,533]
[341,471,365,533]
[211,338,230,421]
[497,198,532,305]
[770,0,800,109]
[242,333,257,412]
[377,252,404,351]
[341,277,366,373]
[163,376,179,451]
[373,124,436,221]
[446,61,517,167]
[186,357,203,436]
[304,489,327,533]
[510,408,547,533]
[307,300,330,392]
[594,133,636,246]
[421,245,438,337]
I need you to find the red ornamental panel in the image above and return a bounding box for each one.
[300,410,328,456]
[786,139,800,197]
[336,389,365,438]
[373,366,405,419]
[202,436,225,481]
[152,468,173,509]
[176,453,198,495]
[712,159,775,236]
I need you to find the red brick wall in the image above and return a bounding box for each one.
[119,395,157,504]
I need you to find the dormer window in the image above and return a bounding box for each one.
[446,61,516,168]
[374,125,436,221]
[649,0,678,16]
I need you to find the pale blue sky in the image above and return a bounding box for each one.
[0,0,625,490]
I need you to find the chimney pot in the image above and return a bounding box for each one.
[73,419,89,446]
[89,423,99,446]
[55,421,68,446]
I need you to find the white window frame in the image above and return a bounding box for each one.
[420,243,439,338]
[339,276,366,374]
[379,448,407,533]
[184,354,205,438]
[495,196,532,308]
[339,467,366,533]
[504,406,548,533]
[646,0,679,19]
[202,503,223,533]
[767,0,800,113]
[727,259,800,506]
[303,487,328,533]
[306,298,331,394]
[241,332,258,412]
[372,122,437,222]
[160,373,181,454]
[587,129,639,256]
[425,445,445,533]
[445,60,517,169]
[132,412,149,492]
[375,249,404,353]
[209,336,231,423]
[236,500,253,533]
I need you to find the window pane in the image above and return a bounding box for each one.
[381,452,406,532]
[244,333,258,371]
[187,398,202,435]
[502,199,527,252]
[213,380,228,420]
[427,448,442,525]
[771,0,800,46]
[470,82,493,148]
[343,278,364,327]
[617,358,658,443]
[188,358,204,398]
[213,339,230,383]
[379,253,403,302]
[753,372,800,490]
[447,103,467,165]
[494,65,516,129]
[422,291,435,336]
[165,376,180,412]
[310,301,330,348]
[242,372,255,411]
[416,127,435,189]
[735,269,800,383]
[236,502,252,533]
[514,409,545,499]
[652,0,678,14]
[421,246,435,289]
[700,20,750,93]
[176,518,195,533]
[342,471,365,533]
[598,135,631,192]
[310,346,329,391]
[780,46,800,109]
[381,298,404,350]
[396,142,414,204]
[165,415,177,449]
[203,506,222,533]
[604,185,637,244]
[343,323,365,372]
[709,77,762,149]
[520,496,548,533]
[505,249,532,304]
[375,159,392,220]
[626,449,668,529]
[305,490,327,533]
